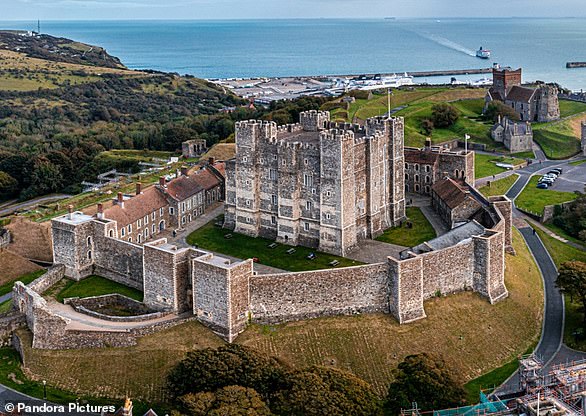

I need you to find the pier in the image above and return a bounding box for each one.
[566,62,586,69]
[325,67,493,78]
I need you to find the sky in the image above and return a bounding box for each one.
[1,0,585,20]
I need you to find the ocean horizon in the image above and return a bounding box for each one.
[1,18,585,90]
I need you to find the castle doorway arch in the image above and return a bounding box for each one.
[159,220,165,232]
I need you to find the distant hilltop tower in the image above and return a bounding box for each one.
[582,121,586,156]
[37,20,41,35]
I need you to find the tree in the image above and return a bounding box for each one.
[483,101,520,122]
[385,354,466,415]
[272,366,382,416]
[167,344,291,401]
[177,386,272,416]
[0,171,19,199]
[557,261,586,326]
[421,119,434,135]
[431,103,460,128]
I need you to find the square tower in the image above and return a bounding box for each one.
[492,66,522,99]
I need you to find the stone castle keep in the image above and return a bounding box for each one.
[9,112,514,349]
[224,111,406,256]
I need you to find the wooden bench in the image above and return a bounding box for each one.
[267,243,278,249]
[286,248,296,255]
[329,260,340,267]
[224,233,233,239]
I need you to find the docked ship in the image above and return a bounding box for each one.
[352,73,415,91]
[476,46,491,59]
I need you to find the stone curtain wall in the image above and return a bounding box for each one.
[93,236,143,290]
[421,241,475,299]
[0,229,10,249]
[28,265,65,294]
[249,263,390,324]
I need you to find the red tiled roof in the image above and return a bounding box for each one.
[103,186,168,228]
[164,174,205,202]
[506,86,536,103]
[431,178,471,209]
[405,149,439,165]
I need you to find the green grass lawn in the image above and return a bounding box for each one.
[533,119,581,160]
[570,159,586,166]
[559,99,586,118]
[479,174,519,197]
[376,207,436,247]
[511,150,535,159]
[543,222,585,246]
[516,177,577,216]
[0,269,46,297]
[54,275,143,303]
[474,153,524,179]
[186,218,363,272]
[0,300,12,314]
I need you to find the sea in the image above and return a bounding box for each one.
[1,18,586,90]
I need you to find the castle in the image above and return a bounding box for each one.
[223,111,406,256]
[484,65,560,122]
[491,116,534,153]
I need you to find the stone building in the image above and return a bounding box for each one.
[484,65,560,122]
[491,116,534,153]
[404,139,475,195]
[224,110,406,256]
[582,122,586,156]
[431,178,483,229]
[182,139,207,159]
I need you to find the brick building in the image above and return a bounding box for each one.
[431,178,483,229]
[404,139,475,195]
[224,110,406,256]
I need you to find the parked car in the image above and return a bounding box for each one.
[546,171,559,178]
[537,183,549,189]
[551,168,563,174]
[539,178,554,185]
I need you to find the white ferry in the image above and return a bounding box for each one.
[354,73,414,91]
[476,46,491,59]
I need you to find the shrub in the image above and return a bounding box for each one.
[431,103,460,128]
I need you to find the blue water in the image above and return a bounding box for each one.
[1,19,586,90]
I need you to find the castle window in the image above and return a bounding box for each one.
[159,221,165,231]
[109,230,114,238]
[152,212,156,220]
[425,176,431,184]
[306,201,312,211]
[326,213,331,220]
[152,224,156,234]
[454,170,459,178]
[260,158,264,164]
[182,216,186,224]
[326,191,332,197]
[282,159,286,166]
[188,215,192,222]
[425,186,431,194]
[128,237,132,243]
[312,189,316,195]
[303,174,313,187]
[181,203,186,213]
[243,156,248,162]
[406,184,410,192]
[246,217,252,224]
[405,174,409,180]
[187,200,191,209]
[169,207,175,215]
[269,169,277,180]
[405,163,409,169]
[304,222,310,231]
[271,195,277,205]
[87,250,92,260]
[121,228,126,237]
[145,228,149,238]
[415,175,420,182]
[127,224,132,234]
[415,184,420,192]
[425,165,431,173]
[87,236,92,247]
[246,200,251,207]
[246,180,251,186]
[137,219,142,228]
[415,164,420,171]
[304,158,308,165]
[271,215,276,225]
[160,207,164,216]
[138,234,142,244]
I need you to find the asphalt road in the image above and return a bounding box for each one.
[0,194,71,217]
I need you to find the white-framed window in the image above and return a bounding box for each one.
[243,156,248,162]
[260,158,264,164]
[271,215,276,225]
[415,164,420,171]
[273,155,277,161]
[87,250,92,260]
[415,175,420,182]
[304,222,310,231]
[152,212,156,220]
[326,213,331,220]
[182,216,186,224]
[326,191,331,197]
[303,174,313,187]
[121,228,126,237]
[169,207,175,215]
[145,228,149,238]
[144,215,149,225]
[269,169,277,180]
[181,203,186,213]
[425,165,431,173]
[128,237,132,242]
[87,236,92,247]
[311,189,316,195]
[304,158,308,165]
[425,176,431,184]
[271,195,277,205]
[137,219,142,228]
[246,217,252,224]
[152,224,156,234]
[246,200,251,206]
[160,207,164,216]
[138,234,142,244]
[187,200,191,209]
[128,224,132,233]
[306,201,312,211]
[109,230,114,238]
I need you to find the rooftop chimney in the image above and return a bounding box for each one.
[117,192,124,209]
[67,205,74,220]
[136,182,142,195]
[181,166,189,176]
[424,138,432,151]
[159,177,166,187]
[97,203,104,219]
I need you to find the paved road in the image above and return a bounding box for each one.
[0,194,71,217]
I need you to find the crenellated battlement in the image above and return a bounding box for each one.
[320,128,356,142]
[277,123,304,134]
[300,110,330,132]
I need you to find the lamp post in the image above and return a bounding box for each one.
[42,380,47,400]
